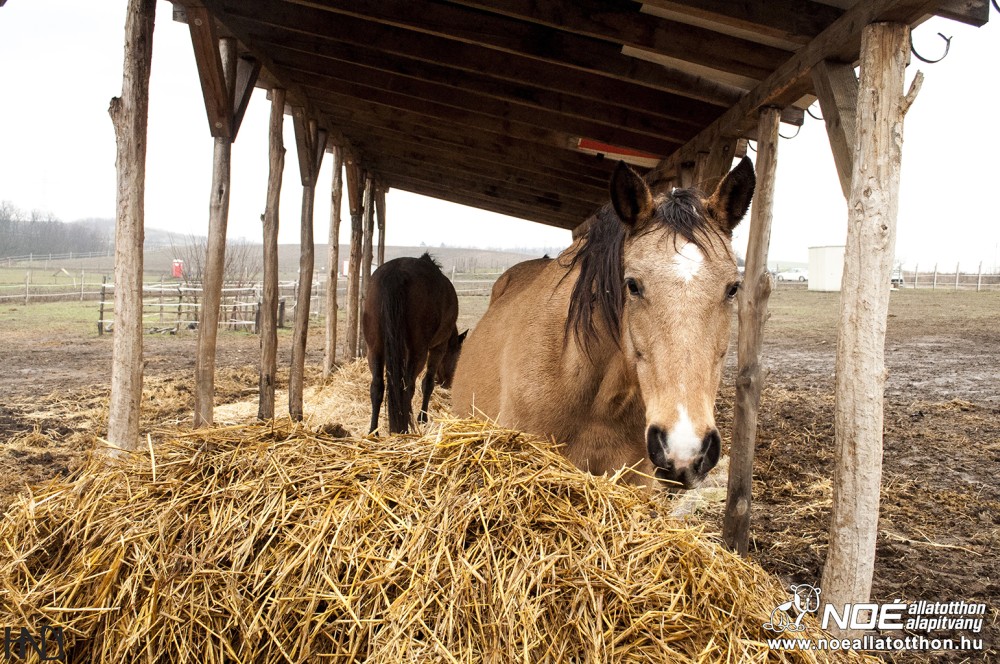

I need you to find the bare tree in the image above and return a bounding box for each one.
[169,235,261,287]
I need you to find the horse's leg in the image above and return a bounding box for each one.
[368,352,385,434]
[419,347,446,424]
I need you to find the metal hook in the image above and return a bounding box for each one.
[911,32,952,64]
[806,101,823,122]
[779,124,802,140]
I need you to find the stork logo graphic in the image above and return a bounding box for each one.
[763,584,822,633]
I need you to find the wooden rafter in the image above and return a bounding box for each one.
[186,6,232,137]
[649,0,944,184]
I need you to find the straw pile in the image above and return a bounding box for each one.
[0,416,872,664]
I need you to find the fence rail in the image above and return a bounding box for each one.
[87,273,501,334]
[900,265,1000,291]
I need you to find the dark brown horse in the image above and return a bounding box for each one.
[452,159,755,489]
[363,253,466,434]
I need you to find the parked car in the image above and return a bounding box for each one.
[775,268,808,282]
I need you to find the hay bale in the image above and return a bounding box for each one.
[0,419,870,663]
[213,359,453,436]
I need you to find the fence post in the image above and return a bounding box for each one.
[278,298,286,328]
[158,275,164,324]
[24,271,30,305]
[932,263,938,289]
[176,285,183,334]
[913,263,918,289]
[80,269,85,301]
[954,262,960,290]
[977,262,983,292]
[98,276,107,335]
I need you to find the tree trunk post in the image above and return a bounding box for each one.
[107,0,155,451]
[289,114,324,422]
[258,88,285,421]
[358,174,375,357]
[723,107,780,555]
[343,162,364,361]
[193,37,236,427]
[323,146,344,378]
[375,184,386,267]
[821,22,911,635]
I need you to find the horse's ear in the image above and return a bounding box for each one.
[707,156,755,234]
[610,161,654,230]
[458,329,468,342]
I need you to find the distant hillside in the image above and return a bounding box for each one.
[72,217,189,248]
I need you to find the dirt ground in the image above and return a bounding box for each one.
[1,286,997,662]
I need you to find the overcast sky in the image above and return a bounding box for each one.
[1,2,997,269]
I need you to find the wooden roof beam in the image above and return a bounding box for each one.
[638,0,844,47]
[444,0,792,82]
[242,0,746,107]
[266,43,697,147]
[286,69,682,157]
[223,6,728,124]
[648,0,944,184]
[338,125,614,191]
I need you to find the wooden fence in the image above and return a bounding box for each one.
[900,264,1000,291]
[90,273,502,335]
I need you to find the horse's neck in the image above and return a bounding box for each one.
[551,261,641,419]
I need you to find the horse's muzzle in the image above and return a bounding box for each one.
[646,426,721,489]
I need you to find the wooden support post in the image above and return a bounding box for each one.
[23,271,29,305]
[723,107,780,555]
[812,60,859,199]
[933,263,938,289]
[977,262,983,292]
[343,162,364,362]
[258,88,285,421]
[193,37,236,428]
[323,146,344,378]
[107,0,155,451]
[914,263,919,289]
[289,112,327,422]
[954,262,960,290]
[698,137,739,193]
[358,174,375,356]
[376,185,386,267]
[821,22,911,633]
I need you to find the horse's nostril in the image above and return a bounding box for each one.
[698,429,722,475]
[646,425,668,468]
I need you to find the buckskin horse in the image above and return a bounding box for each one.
[362,253,466,434]
[452,159,755,488]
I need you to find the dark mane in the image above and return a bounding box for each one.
[420,252,442,268]
[563,187,716,357]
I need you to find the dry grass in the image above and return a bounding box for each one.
[0,413,873,663]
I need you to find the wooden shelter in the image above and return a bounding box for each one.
[97,0,990,635]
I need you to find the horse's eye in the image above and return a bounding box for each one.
[625,277,642,297]
[726,282,741,300]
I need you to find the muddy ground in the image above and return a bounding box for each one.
[1,286,997,662]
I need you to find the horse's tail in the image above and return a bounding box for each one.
[380,269,410,433]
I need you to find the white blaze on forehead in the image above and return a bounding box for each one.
[671,242,703,283]
[667,405,702,468]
